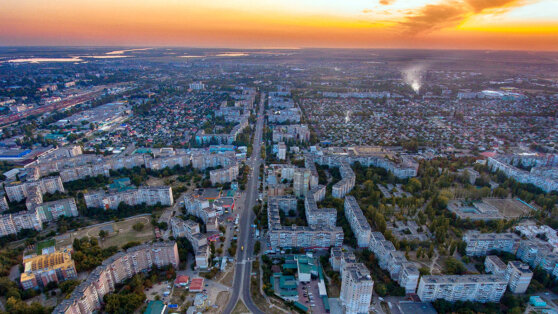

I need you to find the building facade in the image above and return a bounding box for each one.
[53,242,179,314]
[340,263,374,314]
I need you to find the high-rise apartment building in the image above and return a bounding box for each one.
[340,263,374,314]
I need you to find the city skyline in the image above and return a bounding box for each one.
[1,0,557,51]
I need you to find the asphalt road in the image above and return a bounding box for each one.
[223,95,266,314]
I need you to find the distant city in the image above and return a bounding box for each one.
[0,47,557,314]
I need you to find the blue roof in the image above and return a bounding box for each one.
[144,300,166,314]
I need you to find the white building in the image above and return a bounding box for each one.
[463,231,519,256]
[277,142,287,160]
[398,262,420,294]
[506,261,532,294]
[84,186,173,209]
[189,82,205,90]
[340,263,374,314]
[484,255,507,277]
[344,196,371,248]
[417,275,507,303]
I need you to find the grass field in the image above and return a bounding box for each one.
[484,198,536,218]
[56,215,155,249]
[36,238,56,254]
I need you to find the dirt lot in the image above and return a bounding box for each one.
[56,215,154,249]
[485,198,536,218]
[206,291,230,314]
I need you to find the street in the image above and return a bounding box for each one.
[223,94,266,314]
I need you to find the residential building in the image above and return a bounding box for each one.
[398,262,420,294]
[417,275,507,303]
[84,186,173,209]
[340,263,374,314]
[277,142,287,160]
[32,198,78,222]
[210,163,239,185]
[20,251,77,290]
[344,196,371,248]
[463,231,519,256]
[5,176,64,202]
[506,261,533,294]
[484,255,507,277]
[53,242,179,314]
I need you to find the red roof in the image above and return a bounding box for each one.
[189,278,204,292]
[175,275,189,285]
[480,151,497,158]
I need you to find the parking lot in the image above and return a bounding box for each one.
[297,278,327,313]
[145,281,174,304]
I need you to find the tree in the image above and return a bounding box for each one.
[99,230,108,239]
[443,257,466,275]
[254,241,261,255]
[132,222,145,232]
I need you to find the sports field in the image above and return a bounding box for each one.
[56,215,155,249]
[484,198,536,218]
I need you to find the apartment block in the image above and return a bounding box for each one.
[484,255,507,277]
[293,168,311,197]
[417,275,507,303]
[463,231,519,256]
[84,186,173,209]
[340,263,374,314]
[277,142,287,160]
[506,261,533,294]
[272,124,310,143]
[5,176,64,202]
[33,198,78,222]
[344,196,371,248]
[304,187,336,228]
[398,262,420,294]
[0,210,42,236]
[209,163,239,185]
[20,251,77,290]
[53,242,179,314]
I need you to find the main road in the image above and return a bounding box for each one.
[223,94,266,314]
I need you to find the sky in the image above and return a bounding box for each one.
[0,0,557,51]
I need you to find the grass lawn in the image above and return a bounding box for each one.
[232,300,249,314]
[57,216,155,249]
[36,238,56,254]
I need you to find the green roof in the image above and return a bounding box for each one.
[322,296,330,311]
[134,148,152,154]
[296,255,318,275]
[294,302,308,312]
[279,275,297,290]
[280,289,299,297]
[144,300,165,314]
[297,262,312,275]
[282,263,297,269]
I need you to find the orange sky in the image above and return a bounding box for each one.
[0,0,556,50]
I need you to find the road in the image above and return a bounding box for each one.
[223,94,265,314]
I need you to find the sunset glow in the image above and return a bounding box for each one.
[0,0,556,50]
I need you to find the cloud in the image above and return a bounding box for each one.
[379,0,396,5]
[362,9,373,13]
[400,1,467,34]
[465,0,525,12]
[399,0,529,35]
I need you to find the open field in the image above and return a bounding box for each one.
[36,238,56,254]
[56,215,154,249]
[485,198,537,218]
